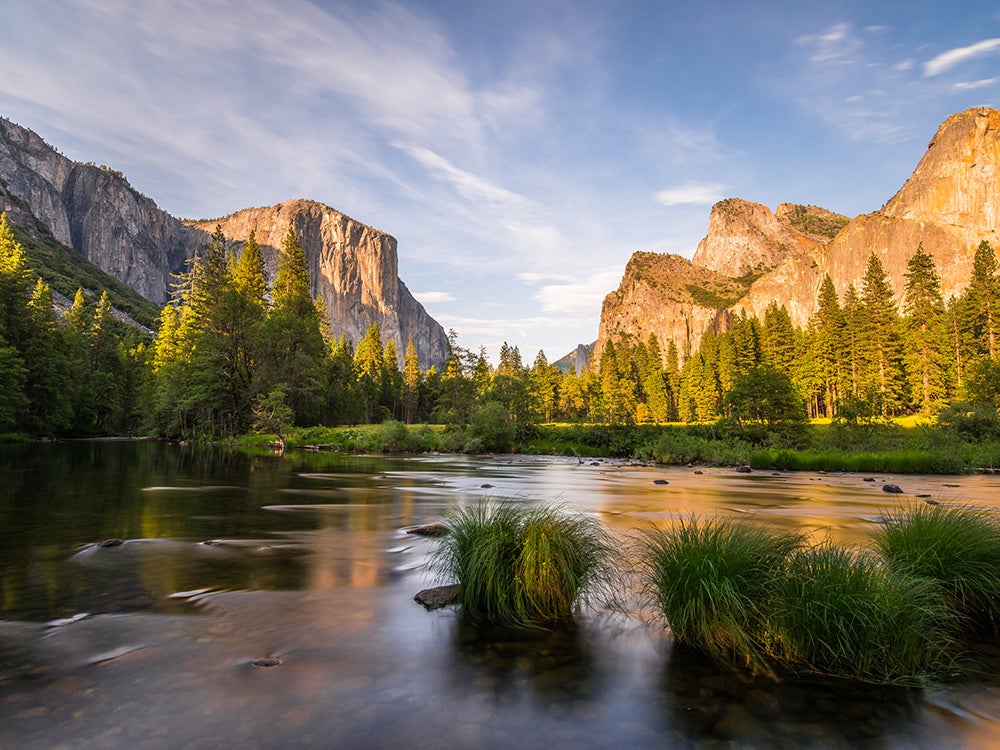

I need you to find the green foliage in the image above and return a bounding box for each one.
[638,517,805,674]
[432,501,617,628]
[784,206,850,238]
[772,544,956,684]
[8,221,159,329]
[872,503,1000,633]
[466,401,516,453]
[638,514,959,684]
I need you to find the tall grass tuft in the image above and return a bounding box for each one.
[432,501,617,628]
[872,503,1000,633]
[771,544,957,684]
[637,516,805,673]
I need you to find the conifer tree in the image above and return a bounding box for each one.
[959,239,1000,361]
[262,226,327,425]
[902,244,949,413]
[859,253,907,414]
[402,339,421,423]
[762,302,796,376]
[354,322,385,423]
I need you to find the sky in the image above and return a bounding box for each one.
[1,1,999,363]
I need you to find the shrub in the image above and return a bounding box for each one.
[637,516,805,673]
[872,503,1000,633]
[431,502,617,628]
[771,544,956,684]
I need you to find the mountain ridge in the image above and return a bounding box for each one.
[596,107,1000,362]
[0,117,448,366]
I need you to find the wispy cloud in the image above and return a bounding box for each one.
[952,77,999,91]
[925,38,1000,76]
[783,23,926,143]
[413,291,456,304]
[654,182,728,207]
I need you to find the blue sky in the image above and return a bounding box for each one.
[1,1,998,363]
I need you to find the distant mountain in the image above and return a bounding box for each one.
[0,117,448,365]
[553,342,594,374]
[188,200,448,366]
[597,107,1000,361]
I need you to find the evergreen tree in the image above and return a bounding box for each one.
[762,302,797,375]
[22,279,72,434]
[859,253,907,414]
[530,350,560,423]
[804,275,845,417]
[402,339,421,424]
[902,244,949,414]
[231,230,267,309]
[960,239,1000,361]
[262,226,327,424]
[354,322,386,423]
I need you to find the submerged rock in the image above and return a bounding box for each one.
[653,479,670,485]
[415,585,461,610]
[882,484,904,494]
[735,466,752,473]
[406,522,450,538]
[99,538,124,548]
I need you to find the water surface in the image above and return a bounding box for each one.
[1,441,997,748]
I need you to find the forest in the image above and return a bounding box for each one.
[1,210,998,450]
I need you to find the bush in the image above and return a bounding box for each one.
[772,544,956,684]
[637,516,805,674]
[431,501,618,628]
[872,503,1000,634]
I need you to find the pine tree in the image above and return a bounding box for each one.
[231,229,267,309]
[762,302,796,376]
[354,322,385,423]
[402,339,421,424]
[960,239,1000,361]
[262,226,327,425]
[902,244,949,414]
[859,253,907,414]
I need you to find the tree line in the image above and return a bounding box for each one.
[1,208,998,441]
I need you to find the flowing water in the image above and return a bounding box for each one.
[0,440,997,749]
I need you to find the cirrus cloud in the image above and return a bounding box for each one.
[925,38,1000,76]
[654,182,728,207]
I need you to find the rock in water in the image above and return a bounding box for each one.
[415,585,461,610]
[882,484,904,494]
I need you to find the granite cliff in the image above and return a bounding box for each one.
[188,201,448,366]
[596,107,1000,360]
[0,117,447,365]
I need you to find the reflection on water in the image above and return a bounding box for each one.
[0,441,998,748]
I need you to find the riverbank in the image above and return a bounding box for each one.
[232,419,1000,475]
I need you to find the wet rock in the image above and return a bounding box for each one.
[735,465,752,473]
[252,657,281,667]
[882,484,904,494]
[693,470,704,475]
[863,477,876,482]
[414,585,461,610]
[99,538,124,548]
[943,483,960,487]
[480,483,495,489]
[653,479,669,485]
[407,522,449,537]
[924,498,941,505]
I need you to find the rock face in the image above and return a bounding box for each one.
[0,117,201,303]
[189,201,448,366]
[596,252,743,359]
[0,117,448,365]
[692,199,845,278]
[598,107,1000,359]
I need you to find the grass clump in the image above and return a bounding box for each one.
[872,503,1000,634]
[637,516,805,674]
[432,501,617,628]
[771,544,956,684]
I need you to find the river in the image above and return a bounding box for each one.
[0,440,997,748]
